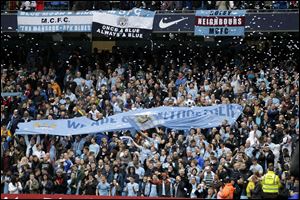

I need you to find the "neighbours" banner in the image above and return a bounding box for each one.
[16,104,243,136]
[194,10,246,36]
[92,8,155,39]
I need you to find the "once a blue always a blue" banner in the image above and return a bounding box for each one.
[195,10,246,36]
[15,104,243,136]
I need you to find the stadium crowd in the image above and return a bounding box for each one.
[1,32,299,199]
[1,1,299,11]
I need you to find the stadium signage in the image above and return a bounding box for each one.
[17,11,93,32]
[16,104,243,136]
[153,13,194,32]
[4,11,299,33]
[92,8,155,38]
[195,10,246,36]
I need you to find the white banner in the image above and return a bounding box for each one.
[92,8,155,38]
[17,11,93,32]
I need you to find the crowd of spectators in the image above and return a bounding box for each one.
[1,1,299,11]
[1,32,299,199]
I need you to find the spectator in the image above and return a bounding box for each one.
[41,174,53,194]
[53,168,67,194]
[73,136,85,157]
[249,158,264,176]
[217,177,235,199]
[110,179,122,196]
[206,187,217,199]
[124,176,139,196]
[246,174,263,199]
[50,79,62,97]
[96,175,110,196]
[216,1,234,10]
[257,144,275,172]
[173,175,187,197]
[1,170,11,194]
[83,173,97,195]
[7,109,20,134]
[8,176,23,194]
[89,137,100,158]
[24,173,39,194]
[157,172,172,197]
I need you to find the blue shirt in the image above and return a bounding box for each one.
[126,182,139,196]
[73,139,85,156]
[85,80,93,89]
[175,77,187,88]
[289,193,299,200]
[149,184,158,197]
[196,156,205,170]
[89,143,100,157]
[73,77,84,86]
[63,159,73,173]
[97,182,110,196]
[50,145,56,161]
[245,147,254,158]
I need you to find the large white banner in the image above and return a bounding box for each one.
[17,11,93,32]
[92,8,155,38]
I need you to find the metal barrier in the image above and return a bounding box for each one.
[43,1,70,11]
[0,194,188,199]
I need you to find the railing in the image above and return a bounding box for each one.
[44,1,70,11]
[1,194,178,199]
[0,0,298,13]
[155,8,299,13]
[1,8,299,14]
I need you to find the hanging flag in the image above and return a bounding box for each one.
[92,8,155,39]
[195,10,246,36]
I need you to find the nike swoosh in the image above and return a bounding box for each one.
[159,17,188,29]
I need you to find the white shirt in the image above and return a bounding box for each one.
[247,131,259,147]
[281,135,292,155]
[33,150,46,160]
[249,130,262,139]
[135,166,145,180]
[125,182,139,196]
[8,182,23,194]
[73,77,84,86]
[89,109,100,121]
[25,135,40,157]
[249,163,263,175]
[65,92,77,102]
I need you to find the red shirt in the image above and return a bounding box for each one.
[36,0,44,11]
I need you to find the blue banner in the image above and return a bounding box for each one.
[16,104,243,136]
[17,11,93,32]
[1,92,22,97]
[195,10,246,36]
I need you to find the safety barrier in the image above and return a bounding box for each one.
[0,194,191,199]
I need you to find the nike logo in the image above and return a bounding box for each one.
[159,17,188,29]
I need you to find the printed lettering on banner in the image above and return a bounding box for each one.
[194,10,246,36]
[16,104,243,136]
